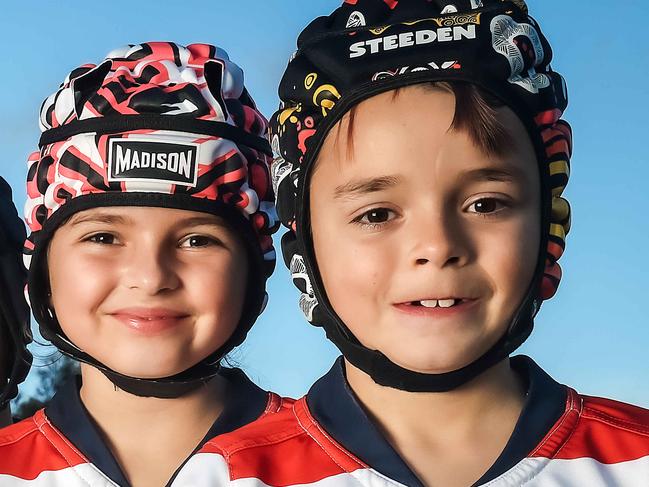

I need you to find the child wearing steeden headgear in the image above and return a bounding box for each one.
[0,176,32,427]
[0,42,285,486]
[188,1,649,485]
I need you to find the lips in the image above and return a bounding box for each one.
[393,298,478,317]
[109,307,190,335]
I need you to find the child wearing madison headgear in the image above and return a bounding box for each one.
[0,176,32,427]
[194,1,649,485]
[0,42,283,486]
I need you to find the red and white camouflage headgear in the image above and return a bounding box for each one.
[23,42,278,397]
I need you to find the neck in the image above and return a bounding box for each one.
[345,357,526,485]
[346,357,525,444]
[79,364,227,486]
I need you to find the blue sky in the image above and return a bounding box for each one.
[1,1,648,406]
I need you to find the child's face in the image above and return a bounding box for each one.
[48,206,248,379]
[310,86,540,374]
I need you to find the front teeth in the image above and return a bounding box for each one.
[419,299,457,308]
[438,299,456,308]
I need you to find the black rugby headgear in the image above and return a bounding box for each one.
[271,0,572,392]
[0,177,32,409]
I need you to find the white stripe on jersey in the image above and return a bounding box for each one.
[173,453,410,487]
[0,463,118,486]
[484,455,649,486]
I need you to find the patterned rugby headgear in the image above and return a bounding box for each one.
[25,42,278,398]
[271,0,572,392]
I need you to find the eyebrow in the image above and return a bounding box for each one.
[460,166,527,184]
[333,175,401,200]
[174,216,228,229]
[69,212,132,227]
[69,213,228,230]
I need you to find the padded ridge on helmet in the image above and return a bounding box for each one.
[39,116,272,156]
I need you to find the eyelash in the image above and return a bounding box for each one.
[82,233,224,248]
[351,207,398,230]
[84,232,117,245]
[178,235,224,249]
[351,197,510,230]
[466,197,510,218]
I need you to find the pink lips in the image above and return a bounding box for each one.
[109,308,190,335]
[393,299,478,318]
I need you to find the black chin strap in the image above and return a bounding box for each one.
[34,281,263,399]
[29,238,266,399]
[53,345,219,399]
[323,303,535,392]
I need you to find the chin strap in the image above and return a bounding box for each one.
[323,301,536,392]
[290,121,551,393]
[30,240,266,399]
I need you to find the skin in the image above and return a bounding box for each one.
[47,206,248,487]
[310,86,540,486]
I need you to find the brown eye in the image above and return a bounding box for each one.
[366,208,391,223]
[353,207,398,229]
[87,233,116,245]
[472,199,499,214]
[180,235,222,248]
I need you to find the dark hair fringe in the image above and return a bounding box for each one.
[332,81,509,161]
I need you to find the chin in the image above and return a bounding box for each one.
[381,343,482,375]
[97,351,196,379]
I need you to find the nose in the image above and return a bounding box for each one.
[407,211,471,269]
[119,236,180,295]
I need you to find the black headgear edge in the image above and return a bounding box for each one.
[28,188,270,399]
[290,74,552,392]
[0,178,33,408]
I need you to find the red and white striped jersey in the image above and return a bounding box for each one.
[0,367,287,486]
[196,356,649,486]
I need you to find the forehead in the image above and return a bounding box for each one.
[314,86,537,188]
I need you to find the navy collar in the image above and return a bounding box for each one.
[46,367,268,487]
[307,355,567,487]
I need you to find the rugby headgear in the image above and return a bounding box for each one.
[25,42,278,398]
[0,177,32,409]
[271,0,572,391]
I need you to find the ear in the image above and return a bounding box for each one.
[71,60,112,119]
[203,59,230,120]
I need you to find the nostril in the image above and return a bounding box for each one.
[416,258,429,265]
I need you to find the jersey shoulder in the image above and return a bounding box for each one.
[200,396,367,485]
[0,409,87,480]
[538,389,649,464]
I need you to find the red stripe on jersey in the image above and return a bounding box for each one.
[532,389,649,464]
[204,397,366,485]
[0,410,88,480]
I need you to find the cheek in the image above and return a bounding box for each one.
[48,250,116,329]
[481,213,540,305]
[312,219,393,330]
[185,251,248,340]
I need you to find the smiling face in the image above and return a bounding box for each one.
[47,207,248,379]
[310,85,540,374]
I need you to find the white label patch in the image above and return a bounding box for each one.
[346,11,366,28]
[108,138,199,187]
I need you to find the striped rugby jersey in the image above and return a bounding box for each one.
[198,356,649,486]
[0,368,286,486]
